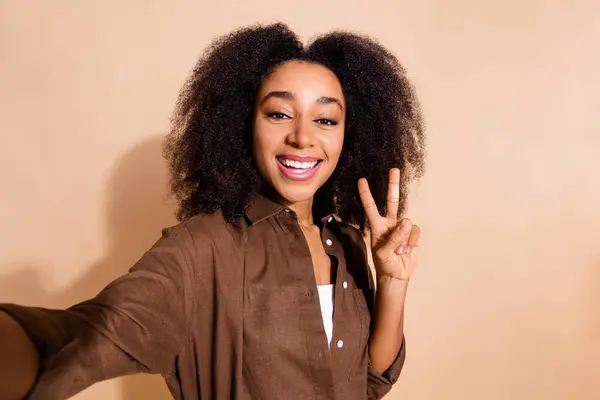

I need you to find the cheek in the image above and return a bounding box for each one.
[252,124,277,170]
[325,128,345,163]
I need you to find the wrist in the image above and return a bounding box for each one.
[377,273,409,287]
[376,274,410,296]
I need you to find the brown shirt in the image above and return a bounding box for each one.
[0,195,405,400]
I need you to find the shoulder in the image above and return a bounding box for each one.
[153,212,247,292]
[163,211,246,256]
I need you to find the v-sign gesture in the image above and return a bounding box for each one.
[358,168,420,281]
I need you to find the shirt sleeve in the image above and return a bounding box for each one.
[367,335,406,399]
[0,223,198,400]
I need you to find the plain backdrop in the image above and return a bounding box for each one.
[1,1,599,399]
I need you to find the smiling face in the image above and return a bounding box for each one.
[253,60,346,205]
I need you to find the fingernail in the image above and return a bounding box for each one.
[396,246,404,255]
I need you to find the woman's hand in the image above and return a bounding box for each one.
[358,168,420,281]
[0,311,39,400]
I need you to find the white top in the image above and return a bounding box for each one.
[317,284,335,347]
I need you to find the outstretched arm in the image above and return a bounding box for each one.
[0,222,201,400]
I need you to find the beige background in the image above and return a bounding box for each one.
[1,1,599,399]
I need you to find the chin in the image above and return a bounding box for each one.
[272,183,321,205]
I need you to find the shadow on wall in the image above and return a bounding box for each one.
[0,136,177,400]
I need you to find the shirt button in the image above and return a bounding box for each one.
[342,281,348,289]
[336,340,344,348]
[325,239,333,246]
[327,216,333,223]
[284,209,296,219]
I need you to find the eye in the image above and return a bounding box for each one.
[315,118,338,126]
[266,112,291,120]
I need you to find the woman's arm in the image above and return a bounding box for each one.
[368,276,408,373]
[0,222,201,400]
[0,311,39,400]
[358,169,421,399]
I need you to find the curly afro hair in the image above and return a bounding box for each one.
[164,22,425,231]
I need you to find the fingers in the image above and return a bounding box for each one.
[358,178,380,223]
[401,224,421,255]
[386,168,400,220]
[381,219,421,256]
[380,218,412,254]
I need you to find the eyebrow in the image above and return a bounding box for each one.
[261,91,344,111]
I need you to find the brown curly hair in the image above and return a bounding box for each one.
[164,22,425,231]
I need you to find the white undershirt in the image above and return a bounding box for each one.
[317,284,335,347]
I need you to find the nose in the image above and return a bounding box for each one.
[286,119,314,149]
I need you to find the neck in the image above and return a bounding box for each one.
[287,197,315,227]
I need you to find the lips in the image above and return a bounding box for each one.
[276,155,323,181]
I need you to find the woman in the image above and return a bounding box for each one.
[0,23,425,399]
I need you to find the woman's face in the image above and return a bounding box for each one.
[253,60,345,205]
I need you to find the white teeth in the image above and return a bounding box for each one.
[280,159,318,169]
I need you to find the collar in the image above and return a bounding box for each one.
[244,194,287,225]
[244,194,337,226]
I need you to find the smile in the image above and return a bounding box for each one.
[276,155,323,181]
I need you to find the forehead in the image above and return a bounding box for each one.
[258,61,344,100]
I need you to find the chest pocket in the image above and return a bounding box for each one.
[242,281,320,398]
